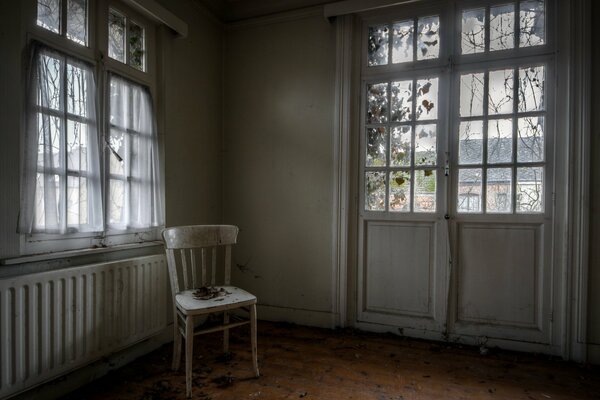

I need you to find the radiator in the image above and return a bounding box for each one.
[0,254,168,399]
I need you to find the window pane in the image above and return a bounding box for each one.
[518,66,545,112]
[461,8,485,54]
[368,25,389,66]
[460,72,484,117]
[415,124,436,166]
[366,127,387,167]
[109,129,126,176]
[391,80,412,122]
[487,168,512,213]
[520,0,545,48]
[490,4,515,51]
[516,167,544,212]
[457,168,482,213]
[66,0,87,45]
[392,21,414,64]
[365,172,386,211]
[39,54,63,111]
[67,176,88,226]
[389,171,411,212]
[109,179,126,225]
[517,117,544,162]
[390,125,412,167]
[34,174,61,230]
[37,0,61,33]
[38,113,62,169]
[417,16,439,60]
[416,77,438,120]
[366,83,388,123]
[67,120,88,171]
[129,21,145,71]
[414,169,436,212]
[108,9,126,63]
[459,120,483,165]
[488,69,514,115]
[67,63,89,117]
[487,118,513,164]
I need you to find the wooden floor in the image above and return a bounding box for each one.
[64,321,599,400]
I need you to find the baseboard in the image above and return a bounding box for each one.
[257,304,334,329]
[11,326,173,400]
[587,343,600,365]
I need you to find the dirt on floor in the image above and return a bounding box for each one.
[62,321,600,400]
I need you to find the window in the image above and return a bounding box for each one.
[20,0,163,251]
[360,0,549,216]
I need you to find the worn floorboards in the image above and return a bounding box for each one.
[63,321,599,400]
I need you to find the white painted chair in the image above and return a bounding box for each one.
[162,225,259,398]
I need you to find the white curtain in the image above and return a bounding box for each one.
[19,42,103,234]
[107,74,163,229]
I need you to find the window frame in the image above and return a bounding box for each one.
[21,0,163,256]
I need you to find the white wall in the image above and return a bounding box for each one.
[223,11,337,327]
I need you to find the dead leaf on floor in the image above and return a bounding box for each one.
[212,375,236,388]
[299,391,308,398]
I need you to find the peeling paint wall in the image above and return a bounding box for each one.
[223,12,337,327]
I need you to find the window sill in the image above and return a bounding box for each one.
[1,241,164,266]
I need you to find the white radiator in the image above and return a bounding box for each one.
[0,254,168,399]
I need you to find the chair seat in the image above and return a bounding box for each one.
[175,286,256,315]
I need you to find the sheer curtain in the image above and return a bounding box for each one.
[19,42,103,234]
[107,74,163,230]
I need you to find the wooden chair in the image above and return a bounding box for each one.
[162,225,259,398]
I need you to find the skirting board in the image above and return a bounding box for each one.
[257,304,334,329]
[12,327,173,400]
[588,344,600,365]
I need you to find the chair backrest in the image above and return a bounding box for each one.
[162,225,239,294]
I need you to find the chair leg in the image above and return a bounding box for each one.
[185,315,194,398]
[223,311,230,353]
[250,304,259,377]
[172,313,182,371]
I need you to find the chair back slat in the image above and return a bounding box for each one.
[190,249,197,288]
[211,247,217,285]
[163,225,239,294]
[180,249,189,290]
[224,245,232,285]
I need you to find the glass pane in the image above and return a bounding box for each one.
[109,129,126,176]
[391,80,412,122]
[37,0,61,33]
[39,54,62,111]
[415,124,437,166]
[518,66,545,112]
[487,168,512,213]
[390,125,412,167]
[66,0,87,45]
[488,118,513,164]
[38,113,62,169]
[109,77,129,128]
[490,4,515,51]
[417,16,440,60]
[368,25,389,66]
[461,8,485,54]
[34,174,61,230]
[414,169,436,212]
[457,168,482,213]
[517,117,544,163]
[67,176,88,226]
[460,72,484,117]
[366,127,387,167]
[488,69,514,115]
[392,21,414,64]
[416,77,438,120]
[516,167,544,212]
[108,9,126,63]
[459,120,483,165]
[365,172,386,211]
[67,120,88,171]
[367,83,388,124]
[129,21,145,71]
[389,171,411,212]
[109,179,126,225]
[67,63,89,117]
[520,0,545,48]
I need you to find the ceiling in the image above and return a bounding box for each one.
[195,0,337,22]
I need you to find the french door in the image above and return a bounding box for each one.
[356,0,555,349]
